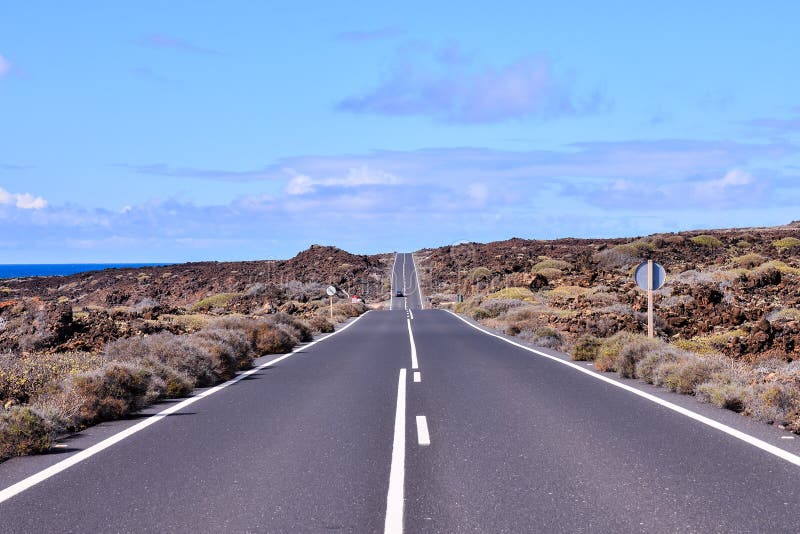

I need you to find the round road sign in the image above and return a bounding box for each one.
[326,285,337,297]
[634,261,666,291]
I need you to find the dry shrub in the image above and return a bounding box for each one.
[636,348,680,384]
[0,406,52,460]
[732,253,766,269]
[105,333,217,388]
[593,331,641,372]
[536,268,564,280]
[71,362,160,424]
[505,318,542,337]
[482,299,526,317]
[616,336,664,378]
[519,327,563,350]
[0,351,100,404]
[332,302,367,318]
[745,383,798,424]
[696,379,748,412]
[471,308,493,320]
[190,292,240,312]
[571,335,600,361]
[469,267,492,281]
[585,290,618,306]
[594,247,638,269]
[309,315,334,333]
[251,322,297,355]
[268,312,313,343]
[653,356,724,395]
[185,334,239,382]
[195,327,254,370]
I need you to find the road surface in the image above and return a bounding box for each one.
[390,252,424,311]
[1,252,799,532]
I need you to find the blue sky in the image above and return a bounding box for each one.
[1,1,799,262]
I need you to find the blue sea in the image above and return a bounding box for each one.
[0,264,172,279]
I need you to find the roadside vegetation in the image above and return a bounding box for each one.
[421,224,800,435]
[0,273,368,461]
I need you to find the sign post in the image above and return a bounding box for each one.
[326,285,336,319]
[634,260,666,339]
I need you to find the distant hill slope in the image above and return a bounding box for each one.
[416,222,800,361]
[2,245,391,309]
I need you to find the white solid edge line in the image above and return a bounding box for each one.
[407,319,419,370]
[413,372,421,383]
[412,253,424,309]
[384,368,407,534]
[446,310,800,468]
[416,416,430,446]
[408,309,414,320]
[0,311,372,505]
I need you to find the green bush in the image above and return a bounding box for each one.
[696,379,748,412]
[0,351,100,404]
[0,406,52,460]
[469,267,492,282]
[485,287,534,301]
[471,308,493,320]
[732,253,766,269]
[571,335,600,361]
[593,331,640,372]
[189,293,241,312]
[532,260,572,273]
[773,237,800,251]
[691,235,723,248]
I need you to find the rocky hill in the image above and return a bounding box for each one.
[417,222,800,362]
[0,246,391,353]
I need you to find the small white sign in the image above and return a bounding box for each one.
[326,285,337,297]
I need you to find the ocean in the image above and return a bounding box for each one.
[0,264,172,279]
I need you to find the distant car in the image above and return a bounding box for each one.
[396,290,404,297]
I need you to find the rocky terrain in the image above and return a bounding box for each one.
[3,223,800,458]
[0,245,383,460]
[0,245,391,354]
[417,222,800,362]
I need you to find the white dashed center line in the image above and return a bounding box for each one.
[416,416,431,446]
[413,372,421,383]
[407,319,418,370]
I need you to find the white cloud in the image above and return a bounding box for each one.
[0,187,48,209]
[285,165,400,195]
[0,54,10,77]
[693,169,754,198]
[286,174,314,195]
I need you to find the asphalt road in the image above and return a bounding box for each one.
[391,252,423,311]
[1,252,799,532]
